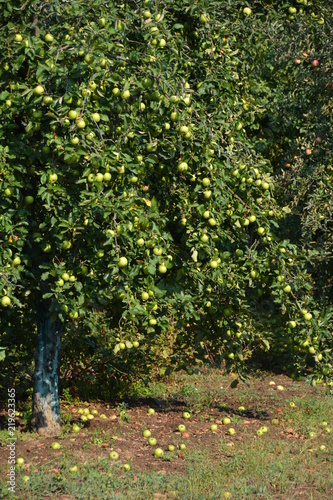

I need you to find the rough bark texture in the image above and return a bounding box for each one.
[31,304,62,436]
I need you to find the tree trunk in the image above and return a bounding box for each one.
[31,303,62,436]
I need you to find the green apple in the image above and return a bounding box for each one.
[227,428,236,436]
[243,7,252,16]
[1,296,11,307]
[72,424,80,433]
[154,448,164,458]
[210,424,218,432]
[143,429,151,438]
[34,85,44,96]
[123,463,131,471]
[148,437,157,446]
[25,196,34,205]
[22,475,30,482]
[158,264,167,274]
[178,424,186,433]
[110,451,119,460]
[51,442,61,450]
[148,408,155,415]
[183,412,191,419]
[168,444,175,451]
[69,465,78,473]
[179,443,186,450]
[222,417,231,425]
[76,119,86,129]
[118,257,128,268]
[283,285,292,293]
[68,110,78,120]
[48,173,58,183]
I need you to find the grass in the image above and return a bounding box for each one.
[1,368,332,499]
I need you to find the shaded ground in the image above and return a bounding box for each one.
[0,370,332,499]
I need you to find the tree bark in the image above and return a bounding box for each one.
[31,303,62,436]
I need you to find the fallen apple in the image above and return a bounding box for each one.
[51,442,61,450]
[178,424,186,433]
[227,428,236,436]
[148,437,157,446]
[110,451,119,460]
[154,448,164,458]
[143,429,151,438]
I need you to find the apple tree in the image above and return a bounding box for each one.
[0,0,331,435]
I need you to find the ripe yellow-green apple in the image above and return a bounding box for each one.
[210,424,218,431]
[178,424,186,432]
[178,161,188,172]
[16,458,24,465]
[119,342,126,350]
[92,112,101,122]
[48,173,58,183]
[154,448,164,458]
[243,7,252,15]
[148,437,157,446]
[34,85,44,96]
[76,119,86,129]
[12,256,21,266]
[143,429,151,438]
[118,257,128,268]
[158,264,167,273]
[68,110,78,120]
[110,451,119,460]
[228,428,236,435]
[51,442,61,450]
[168,444,175,451]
